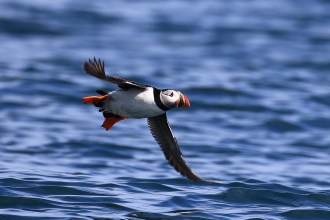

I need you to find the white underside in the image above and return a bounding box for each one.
[103,87,165,118]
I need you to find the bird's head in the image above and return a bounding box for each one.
[160,89,190,109]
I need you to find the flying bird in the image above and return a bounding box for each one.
[82,58,204,181]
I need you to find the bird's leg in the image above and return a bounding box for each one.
[102,117,125,130]
[82,94,108,105]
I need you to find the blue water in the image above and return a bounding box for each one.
[1,0,330,219]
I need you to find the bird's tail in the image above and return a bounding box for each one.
[83,90,126,130]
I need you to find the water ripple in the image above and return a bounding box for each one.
[1,0,330,219]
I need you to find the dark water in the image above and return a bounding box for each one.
[1,0,330,219]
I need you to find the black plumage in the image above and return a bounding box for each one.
[83,58,148,90]
[148,113,203,181]
[83,58,205,181]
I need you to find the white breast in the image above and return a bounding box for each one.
[105,87,164,118]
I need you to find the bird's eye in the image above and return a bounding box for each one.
[169,92,174,97]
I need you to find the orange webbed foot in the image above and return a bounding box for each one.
[102,117,126,131]
[82,94,108,104]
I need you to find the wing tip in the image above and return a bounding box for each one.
[176,164,205,182]
[182,170,213,183]
[82,57,106,78]
[82,60,90,73]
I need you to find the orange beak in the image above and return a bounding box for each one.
[179,93,190,108]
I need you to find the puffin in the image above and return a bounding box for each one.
[82,58,204,182]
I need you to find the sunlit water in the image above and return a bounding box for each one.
[1,0,330,219]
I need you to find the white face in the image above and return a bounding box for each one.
[160,89,181,108]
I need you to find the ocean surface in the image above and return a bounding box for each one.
[1,0,330,219]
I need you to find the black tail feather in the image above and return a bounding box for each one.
[94,101,104,108]
[96,90,108,95]
[103,112,122,118]
[91,90,123,118]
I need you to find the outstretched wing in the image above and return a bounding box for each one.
[83,57,148,89]
[147,113,204,181]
